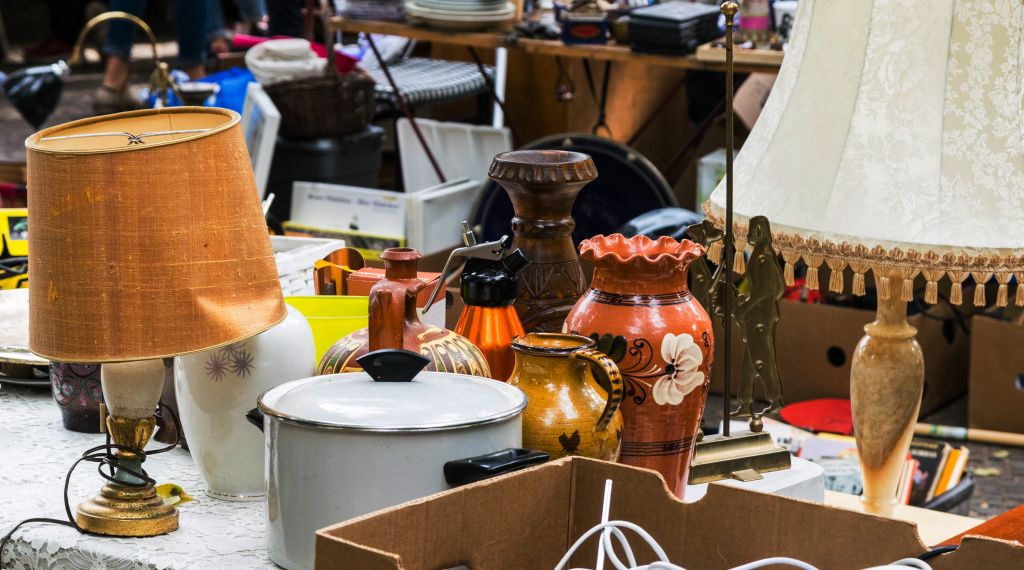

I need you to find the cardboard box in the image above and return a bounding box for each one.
[710,300,968,417]
[969,317,1024,434]
[316,457,1022,569]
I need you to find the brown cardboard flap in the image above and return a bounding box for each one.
[316,459,575,570]
[968,317,1024,433]
[316,458,1020,570]
[932,536,1024,569]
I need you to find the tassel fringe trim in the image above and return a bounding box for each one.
[702,205,1023,306]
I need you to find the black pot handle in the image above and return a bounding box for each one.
[357,349,430,382]
[444,448,549,487]
[246,408,265,433]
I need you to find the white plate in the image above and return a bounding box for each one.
[406,1,514,19]
[416,0,507,12]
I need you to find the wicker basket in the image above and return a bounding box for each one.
[265,70,375,139]
[263,0,376,139]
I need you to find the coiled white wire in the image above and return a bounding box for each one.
[556,479,933,570]
[554,518,933,570]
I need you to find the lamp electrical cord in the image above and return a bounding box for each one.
[0,402,181,562]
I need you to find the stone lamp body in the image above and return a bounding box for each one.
[851,277,924,514]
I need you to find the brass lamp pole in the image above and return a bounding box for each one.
[69,11,183,107]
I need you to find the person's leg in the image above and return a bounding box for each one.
[235,0,267,34]
[237,0,266,23]
[266,0,303,38]
[207,0,229,55]
[175,0,210,79]
[101,0,147,91]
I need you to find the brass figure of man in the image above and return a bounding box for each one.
[731,215,786,419]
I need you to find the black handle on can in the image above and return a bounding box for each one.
[444,448,549,487]
[357,349,430,382]
[245,408,265,433]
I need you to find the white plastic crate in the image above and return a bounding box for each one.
[272,235,346,296]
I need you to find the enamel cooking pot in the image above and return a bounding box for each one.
[248,349,542,570]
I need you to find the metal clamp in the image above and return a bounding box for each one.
[422,222,508,313]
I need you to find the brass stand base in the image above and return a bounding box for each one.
[76,482,178,537]
[688,431,792,485]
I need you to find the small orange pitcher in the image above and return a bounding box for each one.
[508,333,624,461]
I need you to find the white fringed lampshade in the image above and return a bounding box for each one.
[708,0,1024,306]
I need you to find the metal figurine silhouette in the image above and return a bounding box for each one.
[687,215,785,431]
[687,220,725,318]
[730,215,786,423]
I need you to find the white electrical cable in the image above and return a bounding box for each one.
[556,518,934,570]
[554,521,673,570]
[728,558,817,570]
[562,472,929,570]
[596,480,613,570]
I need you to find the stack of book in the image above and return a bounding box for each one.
[752,418,970,506]
[904,439,970,507]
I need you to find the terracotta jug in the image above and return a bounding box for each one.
[488,150,597,333]
[317,248,491,377]
[508,333,624,461]
[565,234,712,498]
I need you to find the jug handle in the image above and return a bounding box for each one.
[572,348,623,432]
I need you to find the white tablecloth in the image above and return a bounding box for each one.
[0,384,278,569]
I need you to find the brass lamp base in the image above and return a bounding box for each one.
[688,431,792,485]
[76,482,178,537]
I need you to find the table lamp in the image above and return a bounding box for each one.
[707,0,1024,515]
[26,107,286,536]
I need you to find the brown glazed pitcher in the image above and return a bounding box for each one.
[565,234,712,498]
[488,150,597,333]
[317,248,491,376]
[508,333,624,461]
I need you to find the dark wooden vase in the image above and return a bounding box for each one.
[487,150,598,333]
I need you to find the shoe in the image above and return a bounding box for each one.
[92,85,145,116]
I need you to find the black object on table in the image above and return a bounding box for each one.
[629,1,721,56]
[265,125,385,222]
[618,207,703,242]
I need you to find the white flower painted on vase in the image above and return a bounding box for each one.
[652,333,704,405]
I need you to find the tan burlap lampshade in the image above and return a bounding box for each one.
[27,107,286,362]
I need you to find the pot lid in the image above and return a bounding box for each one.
[258,349,526,431]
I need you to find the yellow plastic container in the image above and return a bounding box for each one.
[285,296,369,363]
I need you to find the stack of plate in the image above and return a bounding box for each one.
[0,288,50,387]
[405,0,516,30]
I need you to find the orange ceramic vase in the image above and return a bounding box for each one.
[565,234,712,498]
[317,248,491,377]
